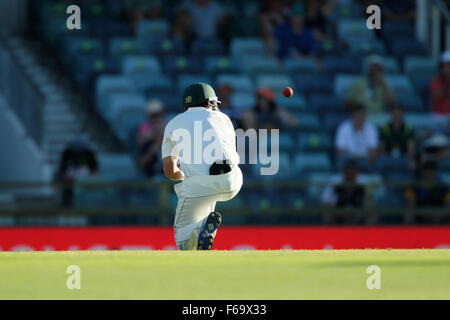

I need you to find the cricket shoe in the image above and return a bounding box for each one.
[197,211,222,250]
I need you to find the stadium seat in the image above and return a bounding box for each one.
[256,74,294,92]
[63,37,104,57]
[136,19,170,39]
[95,75,136,110]
[395,92,424,112]
[308,93,345,113]
[404,56,438,76]
[73,55,120,85]
[104,92,146,121]
[230,92,255,111]
[348,39,386,56]
[385,75,414,95]
[404,113,437,132]
[89,18,131,38]
[324,113,349,133]
[122,55,161,74]
[230,38,266,57]
[330,2,364,20]
[97,153,140,180]
[278,133,296,151]
[276,95,306,111]
[216,74,254,93]
[337,19,376,40]
[368,113,390,128]
[410,73,433,110]
[294,75,332,95]
[74,176,122,208]
[109,38,148,57]
[376,156,412,175]
[438,158,450,172]
[293,113,321,132]
[381,22,415,40]
[147,38,185,56]
[130,73,172,94]
[284,57,318,75]
[362,56,400,74]
[205,56,239,74]
[241,56,281,75]
[294,152,332,173]
[177,74,212,93]
[389,38,427,60]
[164,56,203,75]
[191,39,226,57]
[111,108,146,143]
[298,133,332,152]
[324,56,362,75]
[334,74,359,98]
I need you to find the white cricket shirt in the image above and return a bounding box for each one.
[161,107,240,177]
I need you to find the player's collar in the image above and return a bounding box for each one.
[186,107,208,112]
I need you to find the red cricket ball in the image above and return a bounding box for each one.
[282,87,293,98]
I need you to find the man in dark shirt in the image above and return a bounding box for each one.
[57,139,98,207]
[405,161,450,223]
[379,103,415,164]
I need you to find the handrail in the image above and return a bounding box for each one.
[433,0,450,24]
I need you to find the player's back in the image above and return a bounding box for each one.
[163,107,239,177]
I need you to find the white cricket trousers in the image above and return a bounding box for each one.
[173,166,243,250]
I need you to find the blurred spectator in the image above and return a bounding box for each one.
[405,161,450,223]
[360,0,415,23]
[335,104,379,162]
[259,0,288,57]
[180,0,227,40]
[241,87,298,130]
[272,3,318,59]
[56,139,98,207]
[124,0,164,32]
[418,133,450,165]
[321,159,368,223]
[172,8,195,51]
[137,100,166,178]
[304,0,336,40]
[430,51,450,115]
[216,84,241,128]
[346,55,395,114]
[378,103,415,165]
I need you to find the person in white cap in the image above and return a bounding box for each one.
[137,99,166,177]
[431,51,450,115]
[346,55,395,114]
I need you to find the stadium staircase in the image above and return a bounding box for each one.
[1,36,122,171]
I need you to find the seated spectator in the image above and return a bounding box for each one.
[430,51,450,115]
[335,104,379,163]
[321,159,368,223]
[379,103,415,165]
[180,0,227,40]
[124,0,164,32]
[241,87,298,130]
[216,84,241,128]
[418,133,450,165]
[273,3,318,59]
[172,8,195,52]
[304,0,336,40]
[56,138,98,207]
[405,161,450,223]
[259,0,288,57]
[137,100,166,178]
[346,55,395,114]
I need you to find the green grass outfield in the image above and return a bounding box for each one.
[0,250,449,299]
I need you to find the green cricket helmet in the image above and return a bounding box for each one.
[182,82,221,110]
